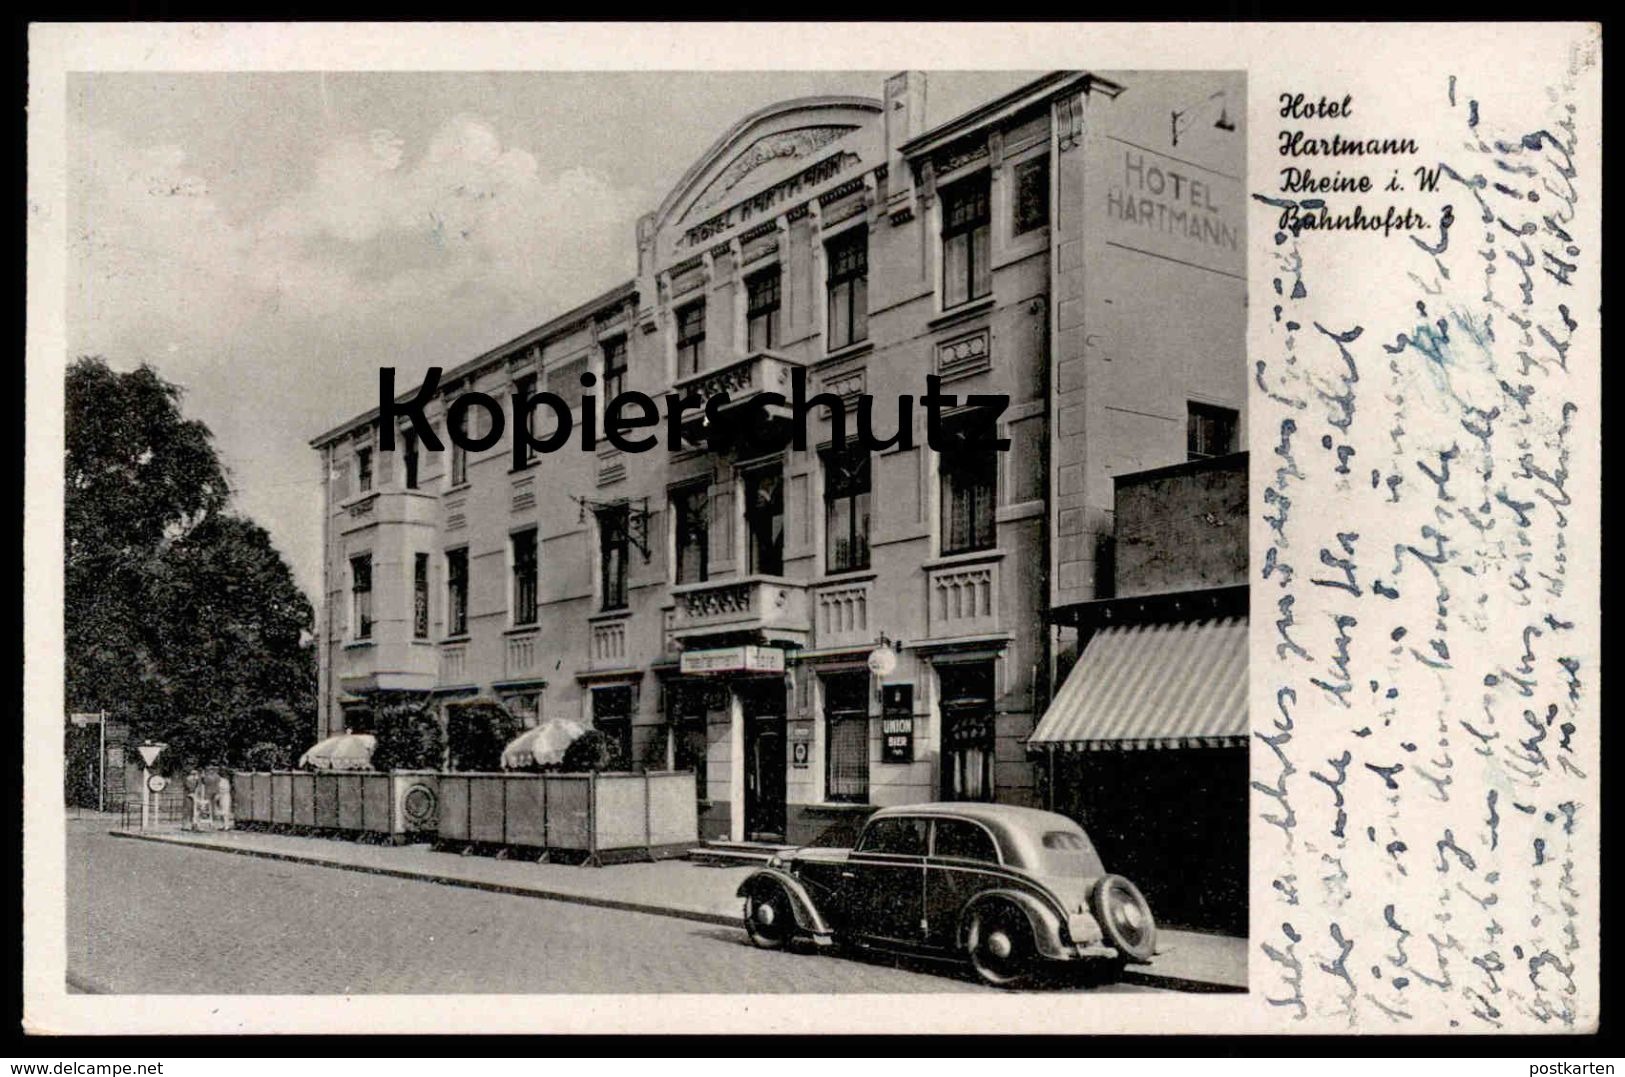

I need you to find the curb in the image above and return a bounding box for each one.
[110,829,739,929]
[111,829,1246,993]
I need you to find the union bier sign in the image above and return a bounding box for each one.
[880,684,913,764]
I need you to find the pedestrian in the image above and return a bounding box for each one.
[215,773,234,831]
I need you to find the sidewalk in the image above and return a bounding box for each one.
[110,825,1247,992]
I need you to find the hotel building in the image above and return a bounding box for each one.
[311,69,1247,848]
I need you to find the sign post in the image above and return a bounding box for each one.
[137,742,166,829]
[69,712,107,811]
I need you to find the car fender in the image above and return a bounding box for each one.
[737,868,833,939]
[958,888,1071,961]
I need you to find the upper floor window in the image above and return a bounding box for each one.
[401,428,420,490]
[448,411,469,488]
[546,356,587,412]
[676,301,706,377]
[744,467,785,577]
[446,547,469,637]
[822,443,871,574]
[939,410,998,555]
[1188,402,1239,461]
[941,174,992,309]
[598,504,630,611]
[672,484,710,585]
[826,228,869,350]
[413,552,430,639]
[349,554,373,640]
[1011,154,1050,235]
[512,528,539,627]
[601,337,628,400]
[746,267,782,352]
[513,372,538,467]
[355,444,374,495]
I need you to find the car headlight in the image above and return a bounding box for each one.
[767,854,783,869]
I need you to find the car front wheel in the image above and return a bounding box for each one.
[966,902,1038,989]
[743,886,795,951]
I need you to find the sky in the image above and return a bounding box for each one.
[68,70,1039,600]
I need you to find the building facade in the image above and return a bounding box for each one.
[311,69,1247,847]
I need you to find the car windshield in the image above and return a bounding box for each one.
[1032,828,1106,877]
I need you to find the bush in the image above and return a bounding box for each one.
[371,694,443,771]
[560,728,625,773]
[241,740,290,771]
[445,696,522,772]
[226,700,307,771]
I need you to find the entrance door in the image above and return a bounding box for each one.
[741,682,787,841]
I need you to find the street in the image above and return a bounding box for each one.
[65,820,1160,995]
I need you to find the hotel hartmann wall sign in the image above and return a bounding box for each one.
[679,645,787,675]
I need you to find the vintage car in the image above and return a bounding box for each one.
[736,802,1157,988]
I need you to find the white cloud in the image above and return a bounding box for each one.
[70,114,647,596]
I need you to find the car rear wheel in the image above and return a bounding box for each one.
[743,886,795,951]
[967,902,1038,989]
[1093,875,1157,964]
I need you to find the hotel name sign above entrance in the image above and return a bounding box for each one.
[678,152,861,251]
[679,645,787,676]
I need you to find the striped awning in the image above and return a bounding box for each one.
[1029,617,1247,750]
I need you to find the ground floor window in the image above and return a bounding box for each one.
[666,681,709,799]
[822,671,870,803]
[501,691,541,730]
[938,661,996,802]
[592,684,634,767]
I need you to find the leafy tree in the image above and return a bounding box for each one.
[370,693,444,771]
[64,356,316,776]
[445,697,522,772]
[560,728,626,773]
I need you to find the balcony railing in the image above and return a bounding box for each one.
[505,631,539,679]
[439,642,469,684]
[671,349,805,447]
[589,617,629,669]
[669,576,810,645]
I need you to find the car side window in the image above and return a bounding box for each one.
[932,818,999,863]
[857,817,929,856]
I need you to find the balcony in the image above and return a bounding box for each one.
[671,350,806,451]
[669,576,810,647]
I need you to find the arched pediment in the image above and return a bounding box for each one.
[651,96,882,261]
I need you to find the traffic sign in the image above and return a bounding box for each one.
[138,743,166,767]
[69,712,103,727]
[147,774,168,793]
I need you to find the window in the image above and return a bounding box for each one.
[941,174,991,308]
[825,228,869,350]
[1012,154,1050,235]
[823,672,869,803]
[933,818,999,863]
[676,301,706,376]
[446,548,469,637]
[349,554,373,640]
[593,685,633,767]
[822,443,871,574]
[355,445,374,494]
[745,267,781,352]
[744,467,784,576]
[601,337,627,400]
[668,682,709,799]
[448,412,468,487]
[501,691,541,730]
[672,485,710,584]
[1188,402,1239,460]
[598,504,629,611]
[513,372,538,467]
[939,662,995,802]
[401,428,420,489]
[939,411,998,555]
[512,528,538,626]
[545,356,587,412]
[413,553,430,639]
[857,816,929,856]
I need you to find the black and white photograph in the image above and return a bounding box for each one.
[58,64,1248,998]
[25,21,1600,1042]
